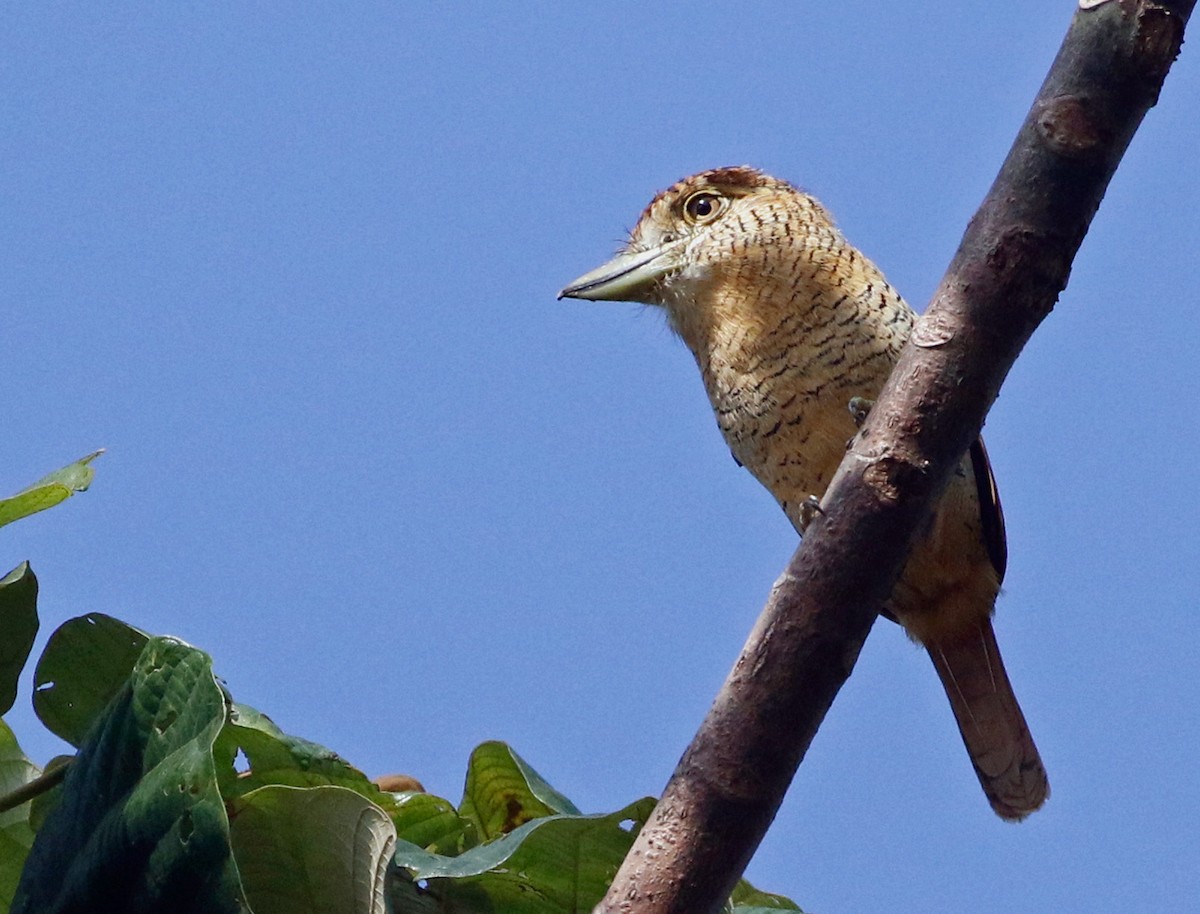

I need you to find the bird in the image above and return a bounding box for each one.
[559,166,1048,820]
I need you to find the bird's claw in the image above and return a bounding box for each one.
[796,495,825,533]
[848,396,875,428]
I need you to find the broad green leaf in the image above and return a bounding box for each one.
[0,830,32,914]
[215,702,374,798]
[228,784,394,914]
[389,797,655,914]
[459,741,580,840]
[389,791,476,857]
[727,877,805,912]
[214,702,437,846]
[0,564,38,715]
[11,637,245,914]
[32,613,149,747]
[0,721,38,912]
[390,792,805,914]
[0,451,103,530]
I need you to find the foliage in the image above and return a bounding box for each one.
[0,458,804,912]
[0,452,102,533]
[0,453,102,721]
[0,455,103,910]
[0,722,38,911]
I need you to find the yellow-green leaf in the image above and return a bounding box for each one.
[0,451,104,530]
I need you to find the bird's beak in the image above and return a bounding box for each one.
[557,239,685,302]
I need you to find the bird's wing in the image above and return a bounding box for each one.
[969,437,1008,581]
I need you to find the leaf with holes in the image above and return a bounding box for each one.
[458,741,580,841]
[217,703,434,825]
[11,637,245,914]
[32,613,149,747]
[214,702,378,800]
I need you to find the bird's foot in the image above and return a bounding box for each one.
[848,396,874,428]
[796,495,825,533]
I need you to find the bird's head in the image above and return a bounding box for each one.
[559,166,839,332]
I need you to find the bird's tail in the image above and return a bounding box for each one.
[926,621,1049,820]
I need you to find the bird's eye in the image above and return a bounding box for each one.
[683,191,724,224]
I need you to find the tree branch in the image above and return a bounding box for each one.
[596,3,1194,913]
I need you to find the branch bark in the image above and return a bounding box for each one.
[596,3,1194,913]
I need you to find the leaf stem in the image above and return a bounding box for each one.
[0,760,69,815]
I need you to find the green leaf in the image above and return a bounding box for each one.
[0,721,39,912]
[228,784,395,914]
[728,877,805,912]
[215,702,376,799]
[389,791,476,857]
[0,829,32,914]
[11,637,245,914]
[388,744,807,913]
[390,797,655,914]
[458,741,580,841]
[214,702,447,852]
[0,564,38,716]
[32,613,149,747]
[0,451,103,531]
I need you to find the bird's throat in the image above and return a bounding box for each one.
[664,244,916,512]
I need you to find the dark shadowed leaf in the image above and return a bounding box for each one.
[32,613,149,747]
[11,637,245,914]
[0,564,38,715]
[26,756,71,834]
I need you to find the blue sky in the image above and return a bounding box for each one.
[3,4,1198,911]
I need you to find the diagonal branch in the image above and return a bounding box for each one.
[596,3,1194,913]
